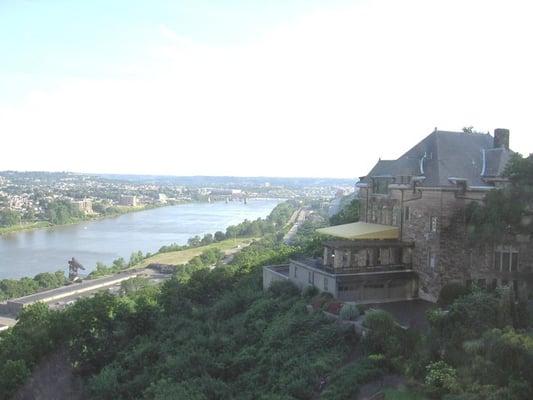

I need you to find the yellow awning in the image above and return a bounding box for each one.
[316,222,399,240]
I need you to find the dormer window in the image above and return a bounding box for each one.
[372,177,393,194]
[397,176,412,185]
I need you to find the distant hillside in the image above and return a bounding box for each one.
[94,174,356,188]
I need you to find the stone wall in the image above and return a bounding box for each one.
[360,185,531,302]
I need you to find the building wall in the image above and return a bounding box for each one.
[289,261,337,297]
[336,276,418,303]
[119,196,138,207]
[360,185,532,302]
[262,265,290,289]
[286,260,418,303]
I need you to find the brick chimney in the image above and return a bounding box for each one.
[494,128,510,149]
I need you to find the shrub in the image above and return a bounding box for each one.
[0,360,31,400]
[425,361,459,397]
[438,283,470,307]
[356,304,367,315]
[311,296,329,311]
[302,285,319,299]
[326,302,343,315]
[321,357,382,400]
[339,304,360,321]
[362,310,405,362]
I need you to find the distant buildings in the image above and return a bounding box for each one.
[72,199,93,214]
[119,195,138,207]
[158,193,168,204]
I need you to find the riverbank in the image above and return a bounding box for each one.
[0,203,173,236]
[0,221,52,235]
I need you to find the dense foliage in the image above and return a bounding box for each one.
[465,153,533,242]
[0,234,363,400]
[0,209,21,227]
[43,199,84,225]
[329,198,360,226]
[0,271,66,301]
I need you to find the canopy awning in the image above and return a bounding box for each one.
[316,222,399,240]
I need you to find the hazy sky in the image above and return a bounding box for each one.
[1,0,532,178]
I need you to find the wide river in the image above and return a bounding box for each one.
[0,199,282,279]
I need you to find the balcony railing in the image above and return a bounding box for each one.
[322,263,412,274]
[292,258,412,275]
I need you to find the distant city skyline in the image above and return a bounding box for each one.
[1,0,532,178]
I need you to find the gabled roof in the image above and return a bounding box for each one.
[363,130,513,188]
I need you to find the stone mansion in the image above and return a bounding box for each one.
[264,128,532,303]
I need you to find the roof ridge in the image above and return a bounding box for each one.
[435,130,492,137]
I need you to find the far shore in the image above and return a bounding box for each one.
[0,203,173,237]
[0,197,282,237]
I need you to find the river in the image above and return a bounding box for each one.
[0,199,282,279]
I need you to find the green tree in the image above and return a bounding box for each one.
[0,209,21,227]
[0,360,30,400]
[330,199,360,225]
[214,231,226,242]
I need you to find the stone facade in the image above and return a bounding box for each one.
[359,181,532,302]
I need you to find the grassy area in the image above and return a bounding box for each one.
[0,221,51,235]
[383,388,428,400]
[135,238,256,268]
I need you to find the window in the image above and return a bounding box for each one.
[342,251,348,267]
[364,283,385,289]
[404,206,410,222]
[513,280,519,300]
[502,252,510,271]
[308,271,313,284]
[428,250,437,270]
[429,216,439,233]
[392,207,398,226]
[324,277,329,291]
[376,249,382,265]
[396,175,412,185]
[511,253,519,272]
[372,177,393,194]
[494,251,501,270]
[494,247,520,272]
[294,266,298,278]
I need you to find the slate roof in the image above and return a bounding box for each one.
[362,130,513,188]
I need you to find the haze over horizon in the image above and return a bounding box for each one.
[1,0,532,178]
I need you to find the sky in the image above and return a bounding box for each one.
[0,0,532,178]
